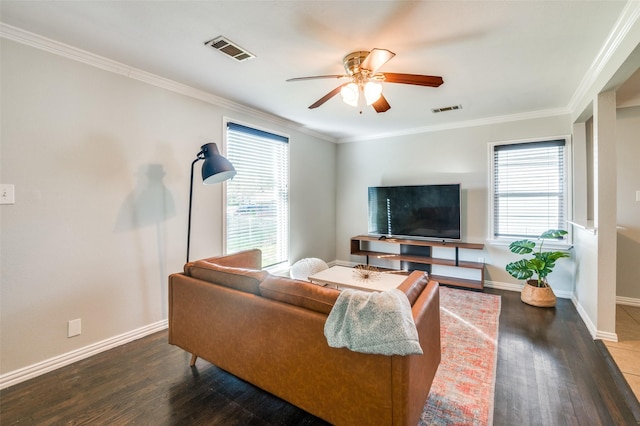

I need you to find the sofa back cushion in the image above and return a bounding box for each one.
[259,276,340,315]
[397,271,430,306]
[185,260,268,295]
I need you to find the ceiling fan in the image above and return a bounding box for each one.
[287,48,443,113]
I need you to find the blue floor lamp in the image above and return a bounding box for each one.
[187,143,236,263]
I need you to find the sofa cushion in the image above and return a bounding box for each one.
[259,275,340,315]
[185,260,268,295]
[397,271,429,306]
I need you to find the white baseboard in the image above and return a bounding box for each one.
[617,296,640,307]
[570,295,603,340]
[485,280,573,299]
[470,280,619,342]
[572,296,640,342]
[0,319,168,390]
[595,329,618,342]
[332,260,356,267]
[484,280,521,292]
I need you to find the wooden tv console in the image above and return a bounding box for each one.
[350,235,485,290]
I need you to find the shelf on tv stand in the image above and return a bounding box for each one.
[350,235,485,290]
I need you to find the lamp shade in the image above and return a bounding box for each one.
[200,143,237,184]
[186,142,236,262]
[363,81,382,105]
[340,83,359,107]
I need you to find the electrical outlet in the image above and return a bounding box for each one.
[0,184,15,205]
[636,190,640,202]
[68,319,81,338]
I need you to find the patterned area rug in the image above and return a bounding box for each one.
[420,287,501,426]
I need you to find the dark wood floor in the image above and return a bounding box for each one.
[1,288,638,425]
[489,288,638,425]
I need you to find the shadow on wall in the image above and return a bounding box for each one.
[115,164,177,318]
[115,164,176,231]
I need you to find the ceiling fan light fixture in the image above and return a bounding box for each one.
[363,81,382,105]
[287,48,443,112]
[341,83,359,106]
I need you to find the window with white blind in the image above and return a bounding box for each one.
[225,122,289,267]
[491,138,568,240]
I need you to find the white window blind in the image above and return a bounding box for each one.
[493,140,566,239]
[225,122,289,267]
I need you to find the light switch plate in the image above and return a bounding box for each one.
[68,319,81,338]
[0,184,15,205]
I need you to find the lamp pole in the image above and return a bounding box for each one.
[186,154,203,263]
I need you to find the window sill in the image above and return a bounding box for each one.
[568,220,597,235]
[265,262,291,277]
[486,238,573,251]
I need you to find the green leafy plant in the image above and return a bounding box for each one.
[506,229,570,288]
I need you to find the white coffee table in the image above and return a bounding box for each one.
[308,265,406,292]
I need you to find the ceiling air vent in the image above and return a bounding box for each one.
[432,104,462,113]
[205,36,255,62]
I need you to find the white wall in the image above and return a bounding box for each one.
[594,91,619,336]
[1,1,636,382]
[570,99,635,338]
[335,115,575,292]
[569,8,640,337]
[573,228,599,330]
[616,105,640,299]
[0,39,336,376]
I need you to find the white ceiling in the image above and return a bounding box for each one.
[1,1,637,141]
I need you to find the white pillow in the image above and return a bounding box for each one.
[289,258,329,280]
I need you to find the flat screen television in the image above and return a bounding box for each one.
[368,184,461,240]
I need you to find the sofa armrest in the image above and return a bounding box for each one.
[392,279,441,426]
[188,249,262,270]
[397,270,429,305]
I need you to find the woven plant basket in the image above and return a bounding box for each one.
[521,279,556,307]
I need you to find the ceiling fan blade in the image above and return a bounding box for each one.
[308,84,347,109]
[372,94,391,113]
[383,73,444,87]
[287,74,347,82]
[360,48,396,73]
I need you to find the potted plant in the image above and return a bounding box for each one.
[505,229,570,307]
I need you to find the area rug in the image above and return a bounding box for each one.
[420,287,501,426]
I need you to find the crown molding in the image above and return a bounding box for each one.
[338,107,571,143]
[567,1,640,114]
[0,22,336,143]
[4,7,634,146]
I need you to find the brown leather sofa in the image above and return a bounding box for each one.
[168,249,441,426]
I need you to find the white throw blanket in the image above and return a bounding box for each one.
[324,288,423,356]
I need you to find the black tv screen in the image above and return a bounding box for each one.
[368,184,461,240]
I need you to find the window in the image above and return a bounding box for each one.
[491,138,568,240]
[225,122,289,267]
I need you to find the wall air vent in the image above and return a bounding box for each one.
[204,36,255,62]
[432,104,462,113]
